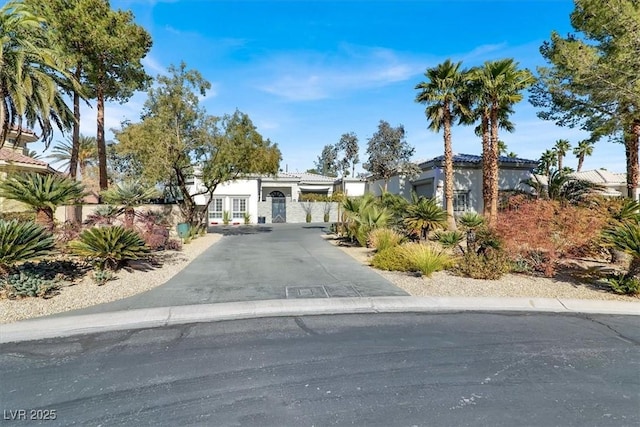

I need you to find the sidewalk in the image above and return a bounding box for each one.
[2,296,639,343]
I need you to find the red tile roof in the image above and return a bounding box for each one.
[0,147,49,167]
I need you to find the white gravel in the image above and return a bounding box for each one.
[0,234,222,324]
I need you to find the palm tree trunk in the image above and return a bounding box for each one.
[124,207,135,228]
[481,113,492,220]
[96,81,108,191]
[625,121,639,199]
[626,256,640,279]
[488,106,500,226]
[0,87,6,147]
[36,208,54,232]
[443,107,457,230]
[577,155,584,172]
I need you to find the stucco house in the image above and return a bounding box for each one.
[187,171,366,225]
[532,169,636,199]
[0,127,56,212]
[366,153,539,213]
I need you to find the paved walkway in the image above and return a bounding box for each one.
[63,224,408,316]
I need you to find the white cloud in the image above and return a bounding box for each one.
[142,55,166,75]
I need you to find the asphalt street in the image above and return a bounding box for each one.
[60,224,407,316]
[1,312,638,426]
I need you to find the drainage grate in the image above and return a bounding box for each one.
[285,285,362,299]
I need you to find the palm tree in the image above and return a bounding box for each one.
[48,135,97,178]
[573,140,594,172]
[0,173,86,231]
[0,1,75,148]
[415,59,470,230]
[537,149,557,176]
[526,169,603,204]
[602,221,640,279]
[404,195,447,241]
[468,59,535,225]
[101,180,159,228]
[497,140,508,156]
[553,139,571,170]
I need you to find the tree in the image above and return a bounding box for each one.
[115,63,280,225]
[404,195,447,241]
[48,135,97,178]
[101,180,158,228]
[336,132,359,177]
[536,149,557,176]
[415,60,469,230]
[468,59,535,225]
[530,0,640,198]
[552,139,571,170]
[573,139,594,172]
[363,120,419,191]
[0,173,85,231]
[314,144,338,176]
[0,1,75,148]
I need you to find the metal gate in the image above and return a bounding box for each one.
[272,197,286,223]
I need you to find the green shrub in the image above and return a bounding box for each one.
[452,250,512,280]
[368,227,404,252]
[434,230,465,250]
[92,269,116,286]
[0,220,55,272]
[0,271,60,299]
[371,246,415,272]
[400,243,452,277]
[68,226,150,270]
[605,272,640,295]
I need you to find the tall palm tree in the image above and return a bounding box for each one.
[469,60,535,225]
[573,140,594,172]
[48,135,97,178]
[553,139,571,170]
[0,173,85,231]
[537,149,557,176]
[0,1,75,148]
[415,59,469,230]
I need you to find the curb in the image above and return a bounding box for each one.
[1,296,639,344]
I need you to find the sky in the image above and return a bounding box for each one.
[35,0,626,174]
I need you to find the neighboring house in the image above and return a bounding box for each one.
[0,127,56,212]
[366,153,538,214]
[187,171,367,225]
[532,169,635,199]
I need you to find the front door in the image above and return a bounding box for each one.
[272,197,286,223]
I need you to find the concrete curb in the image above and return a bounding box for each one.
[1,296,639,344]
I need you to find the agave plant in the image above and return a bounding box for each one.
[0,173,86,231]
[68,226,150,270]
[0,220,55,274]
[404,195,447,240]
[101,180,160,228]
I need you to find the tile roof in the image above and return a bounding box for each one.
[0,148,49,167]
[420,153,538,166]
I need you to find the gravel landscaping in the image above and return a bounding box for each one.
[0,233,222,324]
[325,236,640,303]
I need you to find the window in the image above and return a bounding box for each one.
[208,197,224,219]
[232,198,248,219]
[453,192,469,212]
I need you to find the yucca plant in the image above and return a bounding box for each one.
[101,180,159,228]
[0,173,86,231]
[0,220,55,274]
[434,230,465,252]
[404,195,447,240]
[458,212,486,254]
[68,226,150,270]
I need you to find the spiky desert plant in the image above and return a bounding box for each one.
[400,243,453,277]
[602,221,640,279]
[434,230,465,252]
[0,220,54,274]
[68,226,149,270]
[404,196,447,240]
[101,180,159,228]
[0,173,86,231]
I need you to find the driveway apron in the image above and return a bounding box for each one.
[63,224,408,315]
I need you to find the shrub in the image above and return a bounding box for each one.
[452,250,512,280]
[68,226,150,270]
[0,211,35,222]
[0,220,55,273]
[371,246,416,272]
[400,243,452,277]
[92,269,116,286]
[0,271,60,299]
[368,227,404,252]
[605,272,640,295]
[434,230,465,251]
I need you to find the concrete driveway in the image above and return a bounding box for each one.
[65,224,408,315]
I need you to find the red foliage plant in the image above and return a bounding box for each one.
[495,195,608,276]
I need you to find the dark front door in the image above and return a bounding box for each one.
[272,197,286,223]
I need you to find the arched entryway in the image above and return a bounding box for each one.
[270,191,286,223]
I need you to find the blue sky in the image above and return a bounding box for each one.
[40,0,624,174]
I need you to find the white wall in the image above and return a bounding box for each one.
[343,181,366,197]
[208,179,259,224]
